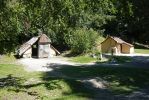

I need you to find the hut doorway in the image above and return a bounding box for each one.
[32,44,38,58]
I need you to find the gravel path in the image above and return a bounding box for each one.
[18,56,78,72]
[18,54,149,72]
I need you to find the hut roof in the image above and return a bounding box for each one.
[101,36,133,47]
[50,45,60,55]
[110,36,133,46]
[110,36,125,44]
[18,37,39,56]
[39,34,51,44]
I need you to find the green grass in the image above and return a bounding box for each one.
[0,63,93,99]
[135,49,149,54]
[109,56,132,63]
[0,64,92,100]
[1,55,149,99]
[58,65,149,94]
[70,56,97,63]
[0,55,16,64]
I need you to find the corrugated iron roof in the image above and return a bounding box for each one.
[26,36,39,45]
[18,37,39,56]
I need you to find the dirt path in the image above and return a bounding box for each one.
[18,54,149,72]
[18,56,79,71]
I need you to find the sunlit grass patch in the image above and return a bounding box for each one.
[135,49,149,54]
[70,56,97,63]
[0,63,93,99]
[0,55,16,64]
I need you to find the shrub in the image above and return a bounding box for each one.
[67,28,98,54]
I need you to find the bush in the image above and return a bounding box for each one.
[67,28,98,54]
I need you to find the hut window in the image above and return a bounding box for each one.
[33,45,37,48]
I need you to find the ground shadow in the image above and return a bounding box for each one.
[1,62,149,99]
[42,62,149,99]
[0,74,62,99]
[98,54,149,67]
[0,74,23,88]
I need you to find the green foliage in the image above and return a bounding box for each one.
[111,0,149,43]
[67,28,98,54]
[0,0,116,54]
[0,0,149,54]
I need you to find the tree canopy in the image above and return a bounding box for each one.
[0,0,149,54]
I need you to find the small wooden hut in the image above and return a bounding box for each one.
[101,36,134,54]
[17,34,60,58]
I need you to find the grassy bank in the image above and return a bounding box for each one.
[135,49,149,54]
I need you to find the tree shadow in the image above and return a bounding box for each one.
[1,63,149,99]
[0,74,62,99]
[42,62,149,99]
[0,74,23,88]
[97,54,149,67]
[63,52,81,57]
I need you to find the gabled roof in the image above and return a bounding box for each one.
[110,36,125,44]
[101,36,133,47]
[26,36,39,45]
[39,34,51,44]
[18,37,39,56]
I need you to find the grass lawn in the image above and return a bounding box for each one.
[0,56,93,100]
[70,55,108,63]
[0,64,92,100]
[0,55,16,64]
[58,65,149,94]
[135,49,149,54]
[70,56,97,63]
[109,56,132,63]
[1,55,149,99]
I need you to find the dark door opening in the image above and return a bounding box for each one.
[120,44,123,53]
[32,43,38,58]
